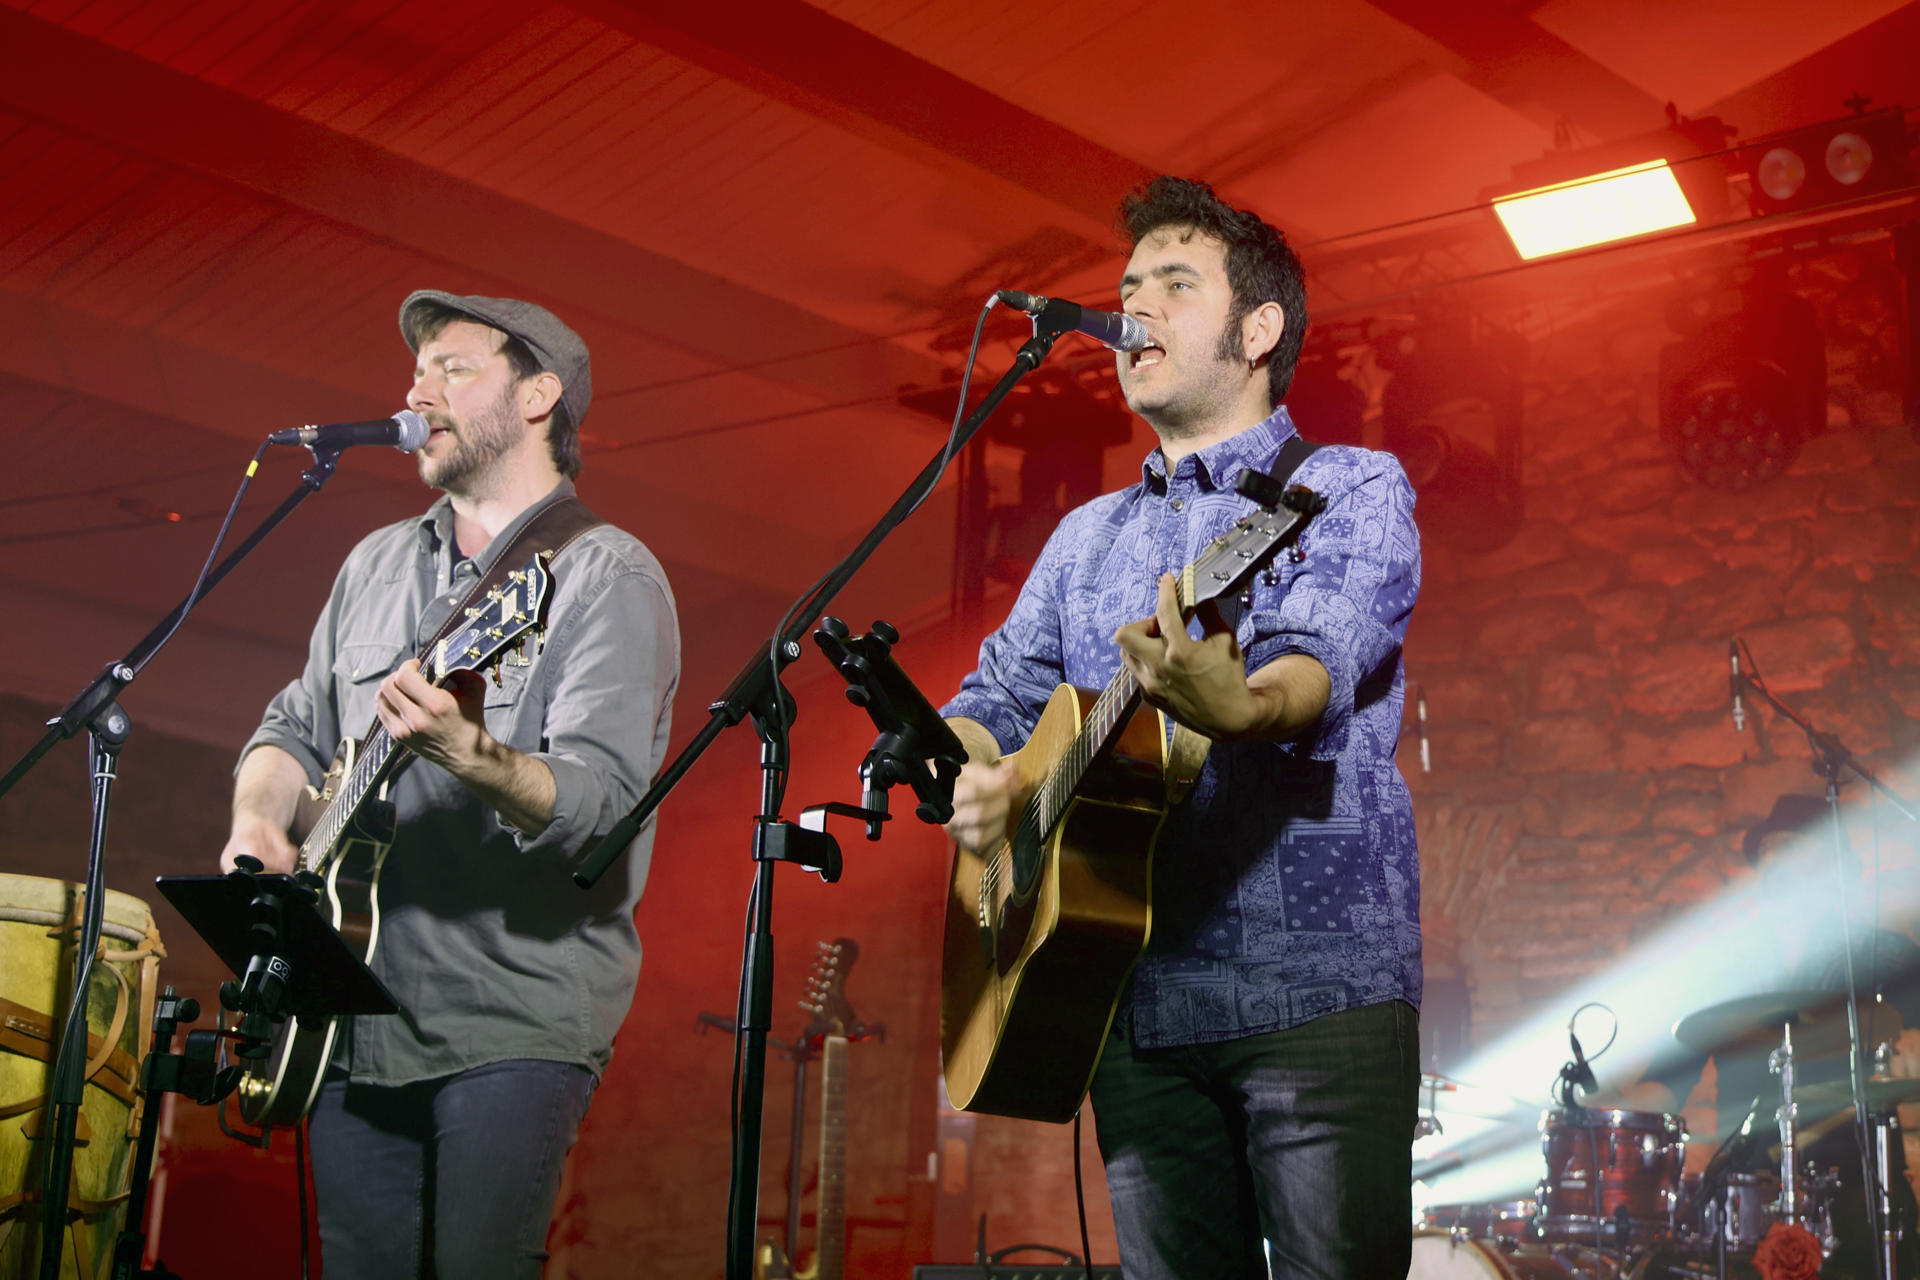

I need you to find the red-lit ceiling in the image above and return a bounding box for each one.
[2,0,1916,746]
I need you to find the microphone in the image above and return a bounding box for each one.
[268,410,430,453]
[1568,1030,1599,1093]
[1729,638,1746,732]
[995,289,1152,353]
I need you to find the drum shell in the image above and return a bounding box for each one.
[1537,1107,1685,1242]
[0,874,163,1280]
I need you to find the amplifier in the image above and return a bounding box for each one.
[912,1267,1121,1280]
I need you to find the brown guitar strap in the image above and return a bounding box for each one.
[1164,434,1321,803]
[417,495,607,658]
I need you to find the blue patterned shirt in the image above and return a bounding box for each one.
[943,407,1422,1048]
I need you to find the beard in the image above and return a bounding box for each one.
[418,386,521,495]
[1123,313,1247,439]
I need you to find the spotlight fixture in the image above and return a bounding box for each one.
[1743,101,1914,217]
[1659,285,1824,491]
[1281,344,1367,448]
[1490,112,1735,261]
[1377,326,1526,553]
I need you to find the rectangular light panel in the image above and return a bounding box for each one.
[1493,160,1697,260]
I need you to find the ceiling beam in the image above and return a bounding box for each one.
[1366,0,1667,141]
[0,287,851,589]
[580,0,1156,229]
[0,7,948,407]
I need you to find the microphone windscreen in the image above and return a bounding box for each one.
[392,410,430,453]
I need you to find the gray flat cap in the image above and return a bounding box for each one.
[400,290,592,428]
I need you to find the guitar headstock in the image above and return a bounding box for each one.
[433,553,553,682]
[1179,483,1326,614]
[801,938,882,1045]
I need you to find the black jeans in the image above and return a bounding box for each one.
[1088,1000,1420,1280]
[308,1059,595,1279]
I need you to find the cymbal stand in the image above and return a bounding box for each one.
[1770,1021,1799,1229]
[1735,637,1919,1280]
[1869,1107,1901,1280]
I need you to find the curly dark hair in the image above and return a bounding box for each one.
[408,300,581,478]
[1117,176,1308,407]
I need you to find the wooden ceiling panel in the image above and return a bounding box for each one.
[1531,0,1912,118]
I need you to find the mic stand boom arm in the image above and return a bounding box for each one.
[0,444,349,801]
[11,444,348,1280]
[573,321,1065,888]
[571,321,1068,1280]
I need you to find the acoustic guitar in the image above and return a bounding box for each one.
[940,482,1323,1123]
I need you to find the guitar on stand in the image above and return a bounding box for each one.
[758,939,882,1280]
[941,480,1324,1123]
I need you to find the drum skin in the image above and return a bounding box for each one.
[0,874,163,1280]
[1408,1231,1600,1278]
[1420,1200,1540,1243]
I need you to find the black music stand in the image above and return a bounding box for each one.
[155,873,398,1023]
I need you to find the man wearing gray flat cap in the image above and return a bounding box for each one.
[221,291,678,1278]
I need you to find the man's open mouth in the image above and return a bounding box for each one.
[1130,346,1166,370]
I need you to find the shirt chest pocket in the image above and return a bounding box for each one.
[332,642,408,742]
[480,650,535,712]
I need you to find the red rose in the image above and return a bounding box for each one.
[1752,1222,1823,1280]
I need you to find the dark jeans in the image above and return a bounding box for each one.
[1088,1000,1420,1280]
[309,1058,596,1280]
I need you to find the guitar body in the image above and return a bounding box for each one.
[236,737,396,1127]
[941,683,1169,1123]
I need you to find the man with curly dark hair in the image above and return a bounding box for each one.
[942,176,1422,1277]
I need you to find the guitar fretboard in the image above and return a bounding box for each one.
[817,1033,848,1280]
[299,651,446,874]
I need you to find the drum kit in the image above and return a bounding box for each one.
[1412,992,1918,1280]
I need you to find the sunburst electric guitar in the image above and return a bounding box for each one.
[941,482,1324,1123]
[235,554,555,1127]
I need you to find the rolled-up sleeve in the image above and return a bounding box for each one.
[239,558,350,787]
[507,557,679,864]
[1243,453,1419,761]
[941,513,1081,757]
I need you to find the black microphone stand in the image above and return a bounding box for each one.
[1734,640,1918,1280]
[573,319,1073,1280]
[7,444,349,1280]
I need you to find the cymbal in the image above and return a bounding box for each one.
[1671,990,1904,1057]
[1792,1076,1920,1113]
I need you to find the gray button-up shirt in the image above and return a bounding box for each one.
[242,480,678,1084]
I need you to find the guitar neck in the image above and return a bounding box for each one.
[1025,572,1199,839]
[816,1034,848,1280]
[300,654,446,872]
